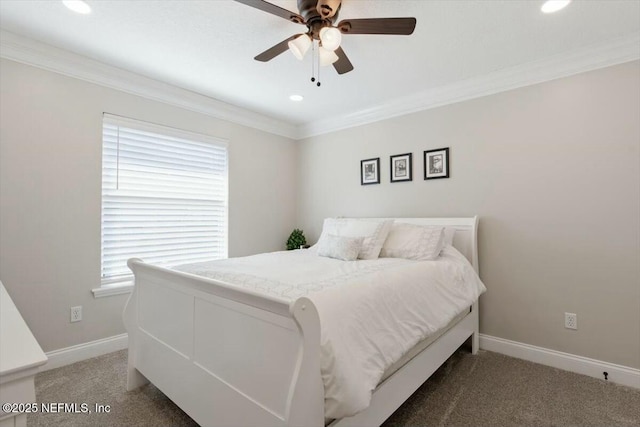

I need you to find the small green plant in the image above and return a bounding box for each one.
[286,229,307,250]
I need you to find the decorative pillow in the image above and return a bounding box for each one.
[317,234,364,261]
[316,218,393,260]
[379,223,445,260]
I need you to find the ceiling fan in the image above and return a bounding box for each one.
[234,0,417,77]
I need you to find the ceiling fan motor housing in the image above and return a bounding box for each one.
[316,0,342,19]
[298,0,341,25]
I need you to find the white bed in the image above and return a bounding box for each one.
[123,217,483,427]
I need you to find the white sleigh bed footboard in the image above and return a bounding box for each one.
[123,217,481,427]
[123,259,325,427]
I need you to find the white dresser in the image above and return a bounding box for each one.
[0,282,47,427]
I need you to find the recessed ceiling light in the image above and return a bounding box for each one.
[541,0,571,14]
[63,0,92,14]
[289,95,304,102]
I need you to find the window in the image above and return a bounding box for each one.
[100,114,228,288]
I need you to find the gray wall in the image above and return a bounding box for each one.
[297,61,640,369]
[0,59,298,352]
[2,57,638,369]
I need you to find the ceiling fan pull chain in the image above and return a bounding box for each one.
[310,40,316,83]
[311,40,320,87]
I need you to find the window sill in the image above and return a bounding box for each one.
[92,281,134,298]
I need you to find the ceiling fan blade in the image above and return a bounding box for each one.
[254,35,299,62]
[333,46,354,75]
[337,18,416,35]
[234,0,305,24]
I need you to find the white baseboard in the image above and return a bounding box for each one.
[42,333,128,372]
[479,334,640,389]
[40,332,639,390]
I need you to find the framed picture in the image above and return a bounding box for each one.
[360,157,380,185]
[424,148,449,180]
[390,153,412,183]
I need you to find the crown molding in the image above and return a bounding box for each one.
[2,30,638,141]
[0,30,299,140]
[298,32,640,139]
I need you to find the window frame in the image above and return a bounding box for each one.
[94,114,229,298]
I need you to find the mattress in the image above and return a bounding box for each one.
[324,309,470,425]
[380,308,469,383]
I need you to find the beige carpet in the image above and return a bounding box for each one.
[29,349,639,427]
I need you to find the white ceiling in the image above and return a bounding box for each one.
[1,0,639,131]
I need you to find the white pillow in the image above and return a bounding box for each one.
[317,234,364,261]
[379,223,445,260]
[444,227,456,246]
[316,218,393,260]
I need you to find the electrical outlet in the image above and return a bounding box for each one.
[71,306,82,323]
[565,312,577,330]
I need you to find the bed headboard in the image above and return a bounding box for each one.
[372,216,479,274]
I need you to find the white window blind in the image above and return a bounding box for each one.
[101,114,228,284]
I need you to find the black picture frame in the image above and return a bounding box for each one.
[390,153,412,183]
[360,157,380,185]
[424,148,450,180]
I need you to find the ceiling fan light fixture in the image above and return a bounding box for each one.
[319,27,342,51]
[288,34,312,60]
[318,46,339,66]
[541,0,571,14]
[62,0,91,14]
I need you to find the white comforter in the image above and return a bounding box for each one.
[175,246,486,419]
